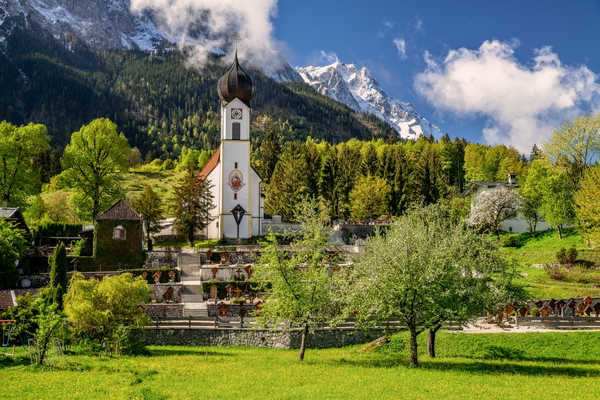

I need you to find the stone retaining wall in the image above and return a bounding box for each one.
[144,303,184,319]
[141,327,398,349]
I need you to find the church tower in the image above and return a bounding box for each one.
[200,50,262,240]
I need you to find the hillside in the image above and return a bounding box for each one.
[0,25,395,158]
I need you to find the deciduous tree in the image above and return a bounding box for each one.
[132,185,164,250]
[0,121,49,206]
[0,219,26,290]
[253,198,340,361]
[468,186,518,239]
[349,175,391,219]
[575,164,600,247]
[59,118,130,220]
[347,204,520,367]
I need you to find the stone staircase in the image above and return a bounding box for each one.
[178,251,208,318]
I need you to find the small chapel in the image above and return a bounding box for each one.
[199,51,264,240]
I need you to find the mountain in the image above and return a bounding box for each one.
[0,0,166,50]
[295,61,441,140]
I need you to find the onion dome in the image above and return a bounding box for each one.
[217,50,253,105]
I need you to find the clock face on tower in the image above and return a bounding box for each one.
[231,108,243,120]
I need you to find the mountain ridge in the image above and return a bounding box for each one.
[295,61,441,140]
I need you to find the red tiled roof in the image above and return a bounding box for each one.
[0,290,15,310]
[199,147,220,180]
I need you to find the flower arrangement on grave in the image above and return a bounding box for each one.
[168,270,175,282]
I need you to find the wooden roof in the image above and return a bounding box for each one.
[96,199,141,221]
[199,147,220,180]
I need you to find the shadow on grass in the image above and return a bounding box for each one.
[329,356,600,377]
[476,346,600,365]
[0,355,30,369]
[147,348,233,357]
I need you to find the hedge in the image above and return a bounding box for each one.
[126,267,180,284]
[33,223,83,244]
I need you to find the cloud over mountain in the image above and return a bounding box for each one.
[415,40,600,152]
[130,0,284,72]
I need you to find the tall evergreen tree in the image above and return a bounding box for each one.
[48,241,69,309]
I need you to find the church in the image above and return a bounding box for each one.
[199,51,264,240]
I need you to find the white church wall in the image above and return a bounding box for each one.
[249,167,262,236]
[206,166,221,239]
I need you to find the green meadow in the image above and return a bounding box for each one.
[2,332,600,400]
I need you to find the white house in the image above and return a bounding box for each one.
[198,51,264,240]
[463,174,550,234]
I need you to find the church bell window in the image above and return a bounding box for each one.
[232,122,241,140]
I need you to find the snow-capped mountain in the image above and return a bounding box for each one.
[0,0,166,50]
[296,61,441,140]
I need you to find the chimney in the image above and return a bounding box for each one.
[508,173,517,185]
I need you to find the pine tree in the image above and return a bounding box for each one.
[359,143,378,176]
[255,125,281,183]
[318,147,338,220]
[264,142,310,220]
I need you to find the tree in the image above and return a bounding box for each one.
[64,272,149,341]
[171,167,215,246]
[265,142,310,220]
[359,143,378,176]
[349,175,391,219]
[540,166,575,240]
[0,121,50,206]
[468,186,518,239]
[132,186,164,250]
[346,204,518,367]
[575,164,600,247]
[128,147,143,168]
[32,300,64,365]
[519,160,548,233]
[59,118,130,221]
[544,114,600,186]
[254,125,281,183]
[253,198,339,361]
[0,219,26,290]
[48,242,69,308]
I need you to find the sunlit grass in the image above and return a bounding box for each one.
[1,332,600,399]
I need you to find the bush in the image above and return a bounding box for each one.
[544,264,566,280]
[107,327,148,355]
[557,247,578,264]
[64,272,150,351]
[231,297,246,305]
[530,307,539,317]
[500,235,519,248]
[567,247,578,264]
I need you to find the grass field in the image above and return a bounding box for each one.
[500,228,600,299]
[1,332,600,399]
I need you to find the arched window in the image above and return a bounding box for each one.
[113,226,126,240]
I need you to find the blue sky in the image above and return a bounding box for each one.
[271,0,600,152]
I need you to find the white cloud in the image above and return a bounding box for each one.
[415,40,600,152]
[383,20,395,29]
[393,38,407,59]
[130,0,284,72]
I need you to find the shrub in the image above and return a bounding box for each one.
[107,327,148,356]
[567,247,578,264]
[231,297,246,305]
[0,219,26,289]
[530,307,539,317]
[500,235,519,248]
[556,248,568,264]
[544,264,566,280]
[33,223,83,245]
[64,272,150,353]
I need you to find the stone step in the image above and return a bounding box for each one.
[182,294,205,303]
[181,285,203,295]
[183,308,210,318]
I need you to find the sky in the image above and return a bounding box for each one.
[136,0,600,153]
[271,0,600,152]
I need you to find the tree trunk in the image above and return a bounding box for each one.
[409,325,419,367]
[496,229,500,241]
[557,225,563,240]
[427,324,441,358]
[298,323,309,361]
